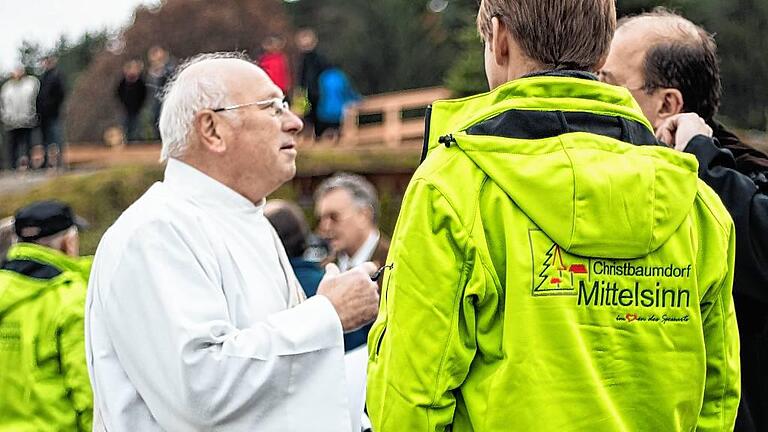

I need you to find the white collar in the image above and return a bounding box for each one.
[163,158,265,214]
[339,230,380,271]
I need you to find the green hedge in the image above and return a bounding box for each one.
[0,147,421,255]
[0,166,165,254]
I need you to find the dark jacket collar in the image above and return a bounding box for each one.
[521,69,599,81]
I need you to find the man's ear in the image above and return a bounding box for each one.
[359,205,375,225]
[61,231,79,257]
[656,88,684,121]
[194,110,228,154]
[490,16,509,67]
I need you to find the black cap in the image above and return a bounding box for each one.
[14,200,88,241]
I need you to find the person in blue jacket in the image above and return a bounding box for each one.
[316,66,361,138]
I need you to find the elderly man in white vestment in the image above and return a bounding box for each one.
[85,52,380,432]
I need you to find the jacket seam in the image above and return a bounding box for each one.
[413,181,476,426]
[695,189,731,236]
[472,178,504,292]
[415,148,462,182]
[646,163,658,253]
[556,136,578,249]
[716,282,728,431]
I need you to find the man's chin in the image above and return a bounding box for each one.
[281,163,297,182]
[329,241,344,254]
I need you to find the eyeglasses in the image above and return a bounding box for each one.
[316,211,351,224]
[211,97,290,117]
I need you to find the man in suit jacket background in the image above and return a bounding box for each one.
[315,172,390,351]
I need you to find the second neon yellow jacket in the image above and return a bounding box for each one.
[0,243,93,432]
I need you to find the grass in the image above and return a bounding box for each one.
[0,147,422,255]
[0,165,164,254]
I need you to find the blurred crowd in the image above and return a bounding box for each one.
[0,28,360,172]
[0,56,65,171]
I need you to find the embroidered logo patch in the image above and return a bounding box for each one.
[528,229,590,296]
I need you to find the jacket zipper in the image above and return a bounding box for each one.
[420,105,433,164]
[375,328,387,357]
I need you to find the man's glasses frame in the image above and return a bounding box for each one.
[211,97,289,117]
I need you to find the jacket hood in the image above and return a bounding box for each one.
[429,77,699,259]
[0,243,83,315]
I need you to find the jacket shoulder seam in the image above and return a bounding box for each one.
[695,186,731,236]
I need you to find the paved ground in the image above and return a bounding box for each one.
[0,170,55,195]
[0,168,93,196]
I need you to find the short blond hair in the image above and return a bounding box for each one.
[477,0,616,71]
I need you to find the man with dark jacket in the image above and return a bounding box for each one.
[296,29,328,138]
[146,47,175,140]
[601,10,768,430]
[315,172,390,352]
[116,60,147,142]
[36,56,66,169]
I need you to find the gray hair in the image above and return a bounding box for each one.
[158,52,250,162]
[315,173,379,223]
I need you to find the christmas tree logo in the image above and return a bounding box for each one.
[529,229,589,296]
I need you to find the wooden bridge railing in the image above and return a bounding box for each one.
[340,86,451,148]
[63,87,453,167]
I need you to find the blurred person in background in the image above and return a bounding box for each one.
[316,65,361,139]
[36,55,66,169]
[265,199,324,297]
[1,65,39,170]
[602,9,768,431]
[315,172,389,352]
[116,60,147,142]
[296,28,328,138]
[258,36,292,97]
[146,46,175,141]
[601,8,768,180]
[0,200,92,431]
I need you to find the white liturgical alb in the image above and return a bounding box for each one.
[85,158,352,431]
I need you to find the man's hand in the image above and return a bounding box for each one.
[655,113,713,151]
[317,262,380,332]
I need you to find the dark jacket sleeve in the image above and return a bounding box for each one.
[685,135,768,305]
[51,72,65,112]
[116,79,126,105]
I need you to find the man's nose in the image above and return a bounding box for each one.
[283,109,304,134]
[322,220,335,232]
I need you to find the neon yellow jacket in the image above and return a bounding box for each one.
[367,75,740,431]
[0,243,93,431]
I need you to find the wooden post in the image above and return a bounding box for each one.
[341,104,360,147]
[384,104,401,148]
